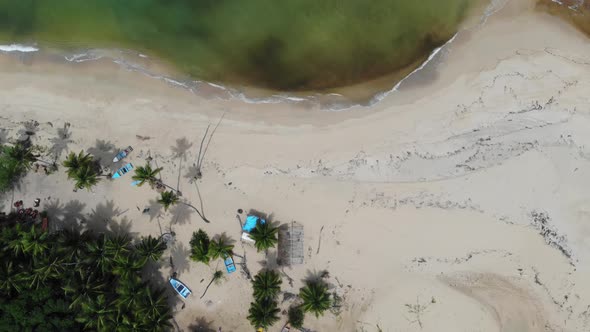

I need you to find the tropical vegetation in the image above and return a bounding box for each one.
[157,191,179,211]
[288,306,305,329]
[249,221,278,252]
[62,150,100,191]
[132,163,163,188]
[0,141,39,192]
[247,298,280,330]
[189,229,210,265]
[247,269,282,330]
[0,223,173,331]
[189,230,235,266]
[208,234,234,260]
[252,269,282,302]
[299,280,332,318]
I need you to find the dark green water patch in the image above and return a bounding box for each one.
[0,0,472,91]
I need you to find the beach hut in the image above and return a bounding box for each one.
[278,221,304,265]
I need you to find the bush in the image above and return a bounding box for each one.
[288,306,305,329]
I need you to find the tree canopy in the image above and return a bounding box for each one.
[0,223,173,331]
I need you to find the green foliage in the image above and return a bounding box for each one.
[136,235,167,264]
[132,163,163,187]
[157,190,179,211]
[252,269,282,302]
[208,235,234,260]
[0,223,173,331]
[73,164,100,191]
[248,269,282,329]
[288,306,305,329]
[189,229,210,264]
[247,298,280,330]
[299,280,332,318]
[62,150,93,179]
[62,150,100,190]
[0,0,470,90]
[249,221,278,252]
[0,142,38,192]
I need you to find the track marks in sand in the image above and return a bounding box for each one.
[441,273,549,332]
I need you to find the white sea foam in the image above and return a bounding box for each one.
[368,32,458,105]
[65,52,103,63]
[0,44,38,52]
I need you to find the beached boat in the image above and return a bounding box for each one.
[112,163,134,179]
[224,254,236,274]
[169,278,192,299]
[113,146,133,163]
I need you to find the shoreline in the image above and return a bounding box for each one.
[3,1,590,330]
[0,0,501,112]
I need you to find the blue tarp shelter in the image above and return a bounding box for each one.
[243,215,265,232]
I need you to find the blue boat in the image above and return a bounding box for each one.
[169,278,192,299]
[224,254,236,274]
[112,163,134,179]
[113,146,133,163]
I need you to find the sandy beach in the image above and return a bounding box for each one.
[2,0,590,331]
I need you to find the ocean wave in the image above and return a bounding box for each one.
[0,44,39,52]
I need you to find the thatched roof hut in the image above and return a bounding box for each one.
[278,221,304,265]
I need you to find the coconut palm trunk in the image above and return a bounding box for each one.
[200,270,223,299]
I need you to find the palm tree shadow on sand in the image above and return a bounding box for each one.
[49,124,73,160]
[43,199,87,231]
[169,241,191,277]
[171,137,193,193]
[187,317,216,332]
[86,200,137,237]
[169,202,194,225]
[87,139,118,168]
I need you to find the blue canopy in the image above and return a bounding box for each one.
[243,215,265,232]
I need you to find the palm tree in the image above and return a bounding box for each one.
[115,276,147,310]
[299,280,332,317]
[73,164,100,190]
[30,255,64,289]
[112,254,143,280]
[138,286,170,323]
[84,234,112,275]
[77,294,117,330]
[249,222,278,252]
[5,141,37,170]
[288,306,305,329]
[189,229,210,264]
[0,260,24,295]
[252,269,282,302]
[200,270,224,299]
[21,225,49,257]
[157,191,178,211]
[62,150,93,179]
[57,229,92,262]
[135,235,167,264]
[132,164,163,187]
[208,235,234,260]
[105,234,131,261]
[64,271,108,310]
[247,299,280,330]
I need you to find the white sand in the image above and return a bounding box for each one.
[2,1,590,331]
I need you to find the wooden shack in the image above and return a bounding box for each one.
[278,221,304,265]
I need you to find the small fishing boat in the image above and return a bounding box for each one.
[224,254,236,274]
[112,163,134,179]
[169,278,192,299]
[113,146,133,163]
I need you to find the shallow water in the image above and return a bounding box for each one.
[0,0,472,91]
